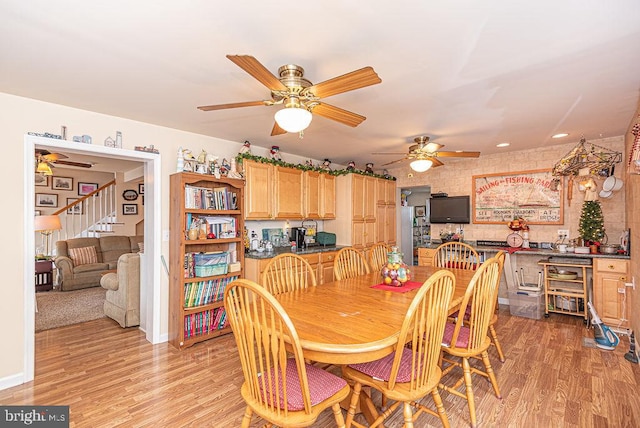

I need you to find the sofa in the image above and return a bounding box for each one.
[100,253,140,328]
[54,235,143,291]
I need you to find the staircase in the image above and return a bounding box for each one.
[49,180,121,253]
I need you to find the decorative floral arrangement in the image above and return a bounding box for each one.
[235,152,396,181]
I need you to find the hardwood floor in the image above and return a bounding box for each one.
[1,307,639,427]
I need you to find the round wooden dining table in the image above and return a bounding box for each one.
[274,265,475,365]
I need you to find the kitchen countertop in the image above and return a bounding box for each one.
[245,245,346,259]
[417,241,630,260]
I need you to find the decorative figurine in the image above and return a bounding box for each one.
[182,149,195,160]
[347,160,356,171]
[212,159,221,179]
[220,158,231,177]
[383,169,392,179]
[227,157,243,179]
[239,140,252,155]
[269,145,282,161]
[176,147,184,172]
[197,149,207,164]
[305,159,314,167]
[365,162,374,174]
[321,159,332,171]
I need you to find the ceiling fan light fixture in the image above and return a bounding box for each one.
[274,105,312,133]
[36,162,53,176]
[410,159,433,172]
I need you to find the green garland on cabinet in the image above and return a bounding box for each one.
[235,153,396,180]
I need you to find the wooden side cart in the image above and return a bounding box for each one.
[538,259,590,323]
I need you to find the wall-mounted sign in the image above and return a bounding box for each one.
[122,189,139,201]
[472,169,563,225]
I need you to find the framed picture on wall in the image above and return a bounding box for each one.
[414,205,426,217]
[66,198,83,215]
[35,176,49,187]
[35,193,58,207]
[123,204,138,215]
[78,182,99,196]
[52,176,73,191]
[138,183,144,194]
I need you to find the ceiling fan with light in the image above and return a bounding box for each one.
[372,136,481,172]
[35,149,93,181]
[197,55,382,135]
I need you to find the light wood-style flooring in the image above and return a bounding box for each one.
[1,307,639,427]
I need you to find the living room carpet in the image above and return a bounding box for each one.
[35,287,106,332]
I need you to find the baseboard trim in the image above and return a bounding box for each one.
[0,373,27,391]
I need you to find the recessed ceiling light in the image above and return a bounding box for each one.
[496,142,510,148]
[552,133,569,139]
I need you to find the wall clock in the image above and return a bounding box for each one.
[122,189,138,201]
[507,232,523,248]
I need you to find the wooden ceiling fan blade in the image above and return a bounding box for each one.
[409,142,443,153]
[381,157,409,166]
[430,158,445,167]
[312,102,365,127]
[270,122,287,136]
[435,151,481,158]
[197,100,267,111]
[371,152,409,155]
[226,55,287,91]
[55,160,93,168]
[306,67,381,98]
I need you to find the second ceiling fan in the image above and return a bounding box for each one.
[197,55,382,136]
[373,136,481,172]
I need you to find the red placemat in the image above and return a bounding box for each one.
[371,280,423,293]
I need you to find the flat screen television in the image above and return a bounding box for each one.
[429,195,471,224]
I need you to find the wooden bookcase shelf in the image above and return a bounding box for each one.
[169,172,245,349]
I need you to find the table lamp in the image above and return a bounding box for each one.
[34,215,62,258]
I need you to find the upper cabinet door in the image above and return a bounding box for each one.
[304,171,321,219]
[351,174,365,221]
[244,160,273,219]
[320,174,336,219]
[363,177,377,221]
[274,166,304,219]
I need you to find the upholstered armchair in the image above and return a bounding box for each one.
[100,253,140,328]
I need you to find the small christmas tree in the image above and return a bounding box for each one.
[578,200,605,244]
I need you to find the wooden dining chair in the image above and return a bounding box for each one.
[488,251,506,362]
[333,247,370,280]
[343,270,456,428]
[261,253,317,295]
[224,279,351,428]
[438,256,502,428]
[432,242,480,270]
[368,243,390,272]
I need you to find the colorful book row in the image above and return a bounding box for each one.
[183,275,238,307]
[183,308,228,338]
[184,185,238,210]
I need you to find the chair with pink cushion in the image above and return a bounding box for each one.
[224,278,350,428]
[343,270,456,428]
[438,256,502,428]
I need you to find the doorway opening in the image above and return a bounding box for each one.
[23,135,163,384]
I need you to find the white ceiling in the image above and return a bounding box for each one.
[3,1,640,170]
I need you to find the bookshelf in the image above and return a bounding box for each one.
[169,172,245,349]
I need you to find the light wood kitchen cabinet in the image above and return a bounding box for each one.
[418,248,436,266]
[327,174,393,250]
[273,165,304,219]
[303,171,336,219]
[376,178,396,205]
[320,173,336,219]
[376,204,396,245]
[245,251,337,286]
[242,160,303,220]
[593,258,630,328]
[243,160,273,219]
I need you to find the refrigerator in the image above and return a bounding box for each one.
[400,206,431,265]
